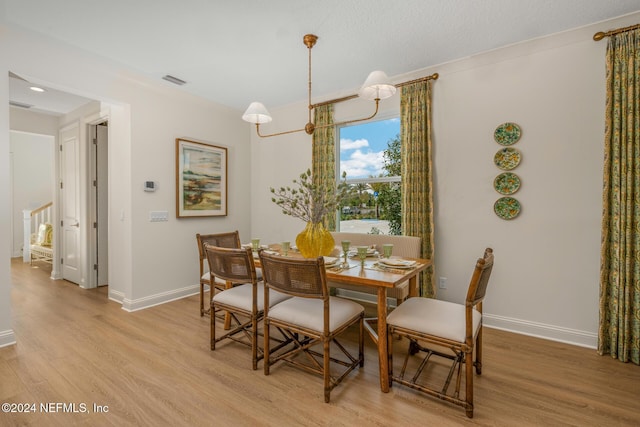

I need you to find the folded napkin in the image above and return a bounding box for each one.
[379,258,416,267]
[243,243,269,249]
[323,256,339,265]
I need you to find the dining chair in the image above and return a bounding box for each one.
[258,250,365,403]
[205,244,290,370]
[386,248,494,418]
[196,231,242,316]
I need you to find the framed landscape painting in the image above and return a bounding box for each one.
[176,138,227,217]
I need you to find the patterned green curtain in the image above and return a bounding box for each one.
[599,28,640,365]
[400,81,435,297]
[311,104,336,230]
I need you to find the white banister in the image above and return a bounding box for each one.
[22,202,53,263]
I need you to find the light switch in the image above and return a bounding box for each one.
[149,211,168,222]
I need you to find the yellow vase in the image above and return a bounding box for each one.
[295,222,335,259]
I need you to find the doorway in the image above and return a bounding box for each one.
[91,122,109,287]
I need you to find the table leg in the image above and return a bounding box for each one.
[409,275,418,298]
[377,287,390,392]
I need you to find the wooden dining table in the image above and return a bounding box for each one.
[255,244,432,393]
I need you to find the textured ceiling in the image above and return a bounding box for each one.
[4,0,640,114]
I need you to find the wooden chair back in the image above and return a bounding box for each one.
[465,248,494,308]
[196,231,241,262]
[258,251,327,300]
[204,244,257,285]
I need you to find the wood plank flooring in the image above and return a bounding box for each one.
[1,258,639,426]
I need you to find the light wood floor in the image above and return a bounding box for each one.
[1,258,639,426]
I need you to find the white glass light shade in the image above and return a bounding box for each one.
[242,102,273,124]
[358,71,396,100]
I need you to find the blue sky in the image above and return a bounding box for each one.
[339,118,399,179]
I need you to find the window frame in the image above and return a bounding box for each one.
[335,116,401,233]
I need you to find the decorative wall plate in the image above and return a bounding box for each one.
[493,172,521,195]
[494,122,521,146]
[494,197,521,220]
[494,147,521,170]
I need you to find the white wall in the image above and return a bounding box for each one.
[10,107,58,135]
[0,21,252,334]
[0,46,15,348]
[9,130,54,257]
[251,12,640,348]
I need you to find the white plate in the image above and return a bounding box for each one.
[379,258,417,269]
[348,250,378,258]
[323,256,339,266]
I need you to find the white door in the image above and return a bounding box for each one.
[60,124,82,285]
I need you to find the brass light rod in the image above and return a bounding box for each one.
[593,23,640,41]
[311,72,439,109]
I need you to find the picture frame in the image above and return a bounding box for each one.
[176,138,227,217]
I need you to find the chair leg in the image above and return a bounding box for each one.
[251,315,258,371]
[264,319,271,376]
[475,328,483,375]
[465,350,474,418]
[359,317,364,368]
[200,283,205,317]
[387,326,393,385]
[210,303,216,350]
[324,338,331,403]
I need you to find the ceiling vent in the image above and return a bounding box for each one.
[162,75,187,85]
[9,101,33,109]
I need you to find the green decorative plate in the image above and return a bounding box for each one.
[493,172,521,195]
[494,197,521,220]
[494,122,521,146]
[494,147,521,170]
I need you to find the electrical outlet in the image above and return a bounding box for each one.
[438,277,447,289]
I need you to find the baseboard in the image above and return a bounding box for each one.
[120,284,200,312]
[337,290,598,349]
[483,313,597,349]
[108,289,125,304]
[0,329,17,348]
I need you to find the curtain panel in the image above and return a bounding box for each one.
[400,81,435,297]
[599,28,640,365]
[311,104,337,231]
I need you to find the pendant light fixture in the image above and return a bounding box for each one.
[242,34,396,138]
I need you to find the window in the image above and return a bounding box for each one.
[338,117,401,235]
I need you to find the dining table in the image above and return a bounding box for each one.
[254,243,432,393]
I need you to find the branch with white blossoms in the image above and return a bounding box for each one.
[270,169,354,223]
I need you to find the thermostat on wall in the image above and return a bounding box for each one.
[144,181,157,192]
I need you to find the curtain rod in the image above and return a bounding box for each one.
[311,72,439,109]
[593,23,640,41]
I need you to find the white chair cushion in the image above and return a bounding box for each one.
[387,297,482,343]
[212,283,290,312]
[267,296,364,334]
[201,272,228,286]
[202,269,262,284]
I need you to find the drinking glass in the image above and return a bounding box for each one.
[281,241,290,256]
[357,246,368,268]
[341,240,351,267]
[382,244,393,258]
[251,238,260,251]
